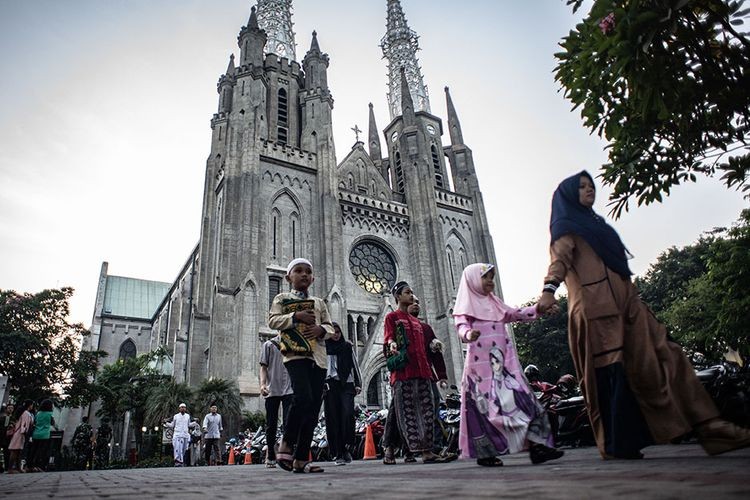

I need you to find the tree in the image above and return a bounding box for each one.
[0,287,105,403]
[513,297,576,383]
[144,380,194,427]
[635,209,750,359]
[193,378,243,434]
[634,236,714,317]
[663,209,750,357]
[556,0,750,217]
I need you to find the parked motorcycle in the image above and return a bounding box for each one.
[695,354,750,428]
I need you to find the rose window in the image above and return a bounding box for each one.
[349,241,397,295]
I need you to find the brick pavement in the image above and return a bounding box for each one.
[1,444,748,499]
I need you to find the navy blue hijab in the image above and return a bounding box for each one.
[550,171,632,278]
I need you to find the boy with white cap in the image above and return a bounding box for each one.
[268,258,334,473]
[164,403,192,466]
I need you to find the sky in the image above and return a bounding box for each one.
[0,0,747,328]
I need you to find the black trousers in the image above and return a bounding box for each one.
[324,379,356,458]
[265,394,293,460]
[28,438,51,470]
[204,438,221,465]
[282,359,326,461]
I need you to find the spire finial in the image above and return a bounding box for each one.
[310,30,320,52]
[445,86,463,146]
[381,0,430,120]
[248,6,259,29]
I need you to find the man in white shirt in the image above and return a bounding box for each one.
[202,405,224,465]
[164,403,191,466]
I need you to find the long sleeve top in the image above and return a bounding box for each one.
[165,413,192,438]
[268,290,334,370]
[383,310,433,385]
[326,342,363,387]
[454,305,538,342]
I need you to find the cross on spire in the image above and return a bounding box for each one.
[351,124,362,143]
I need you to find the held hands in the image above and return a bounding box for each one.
[355,386,362,395]
[438,380,449,390]
[260,384,269,397]
[467,329,481,342]
[536,293,559,315]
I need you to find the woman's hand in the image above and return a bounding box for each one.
[467,329,481,342]
[536,292,558,315]
[389,341,398,354]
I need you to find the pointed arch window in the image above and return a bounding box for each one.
[277,88,288,145]
[290,212,299,258]
[394,152,404,193]
[272,210,279,259]
[118,339,137,360]
[432,145,444,188]
[268,276,282,309]
[447,247,456,289]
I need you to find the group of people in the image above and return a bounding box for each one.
[260,170,750,474]
[163,403,224,466]
[1,401,110,474]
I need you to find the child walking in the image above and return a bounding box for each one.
[453,263,564,466]
[268,258,334,473]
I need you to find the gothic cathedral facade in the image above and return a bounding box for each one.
[88,0,499,411]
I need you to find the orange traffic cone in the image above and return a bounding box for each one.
[244,448,252,464]
[228,446,235,465]
[363,424,377,460]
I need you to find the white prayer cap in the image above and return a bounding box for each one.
[179,403,187,408]
[286,258,313,275]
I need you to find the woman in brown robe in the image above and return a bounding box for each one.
[537,171,750,459]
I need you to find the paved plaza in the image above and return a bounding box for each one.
[1,444,749,499]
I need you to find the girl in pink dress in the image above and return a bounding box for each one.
[453,263,563,466]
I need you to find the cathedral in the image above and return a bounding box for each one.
[87,0,499,412]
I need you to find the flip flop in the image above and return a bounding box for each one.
[293,462,325,473]
[276,452,294,472]
[476,457,503,467]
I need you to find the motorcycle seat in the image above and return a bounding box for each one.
[555,396,585,409]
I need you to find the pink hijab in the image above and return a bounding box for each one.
[452,263,512,321]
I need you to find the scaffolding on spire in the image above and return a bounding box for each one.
[256,0,297,61]
[380,0,430,120]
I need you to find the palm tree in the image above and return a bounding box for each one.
[144,380,194,427]
[194,378,244,435]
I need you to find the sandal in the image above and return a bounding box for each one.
[383,448,396,465]
[477,457,504,467]
[404,455,417,463]
[265,459,277,468]
[276,452,294,472]
[293,462,325,473]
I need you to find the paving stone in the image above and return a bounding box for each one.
[1,445,748,499]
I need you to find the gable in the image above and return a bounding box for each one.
[336,146,391,200]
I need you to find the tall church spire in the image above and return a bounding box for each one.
[368,103,382,161]
[445,86,464,146]
[256,0,297,61]
[380,0,430,120]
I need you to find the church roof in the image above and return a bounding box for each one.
[102,276,171,319]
